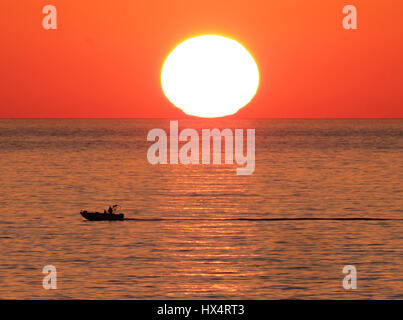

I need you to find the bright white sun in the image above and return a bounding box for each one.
[161,35,259,118]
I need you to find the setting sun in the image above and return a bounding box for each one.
[161,35,260,118]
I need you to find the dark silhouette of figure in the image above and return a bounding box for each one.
[108,206,113,214]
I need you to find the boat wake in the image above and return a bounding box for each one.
[124,217,403,222]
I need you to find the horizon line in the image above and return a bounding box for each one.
[1,117,402,120]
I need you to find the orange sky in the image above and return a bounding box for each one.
[0,0,402,118]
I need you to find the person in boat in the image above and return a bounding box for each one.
[108,206,113,214]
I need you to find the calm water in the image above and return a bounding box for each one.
[0,119,402,299]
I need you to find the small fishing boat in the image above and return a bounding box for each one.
[80,205,124,221]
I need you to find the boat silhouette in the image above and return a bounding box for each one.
[80,205,124,221]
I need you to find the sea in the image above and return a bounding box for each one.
[0,119,402,299]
